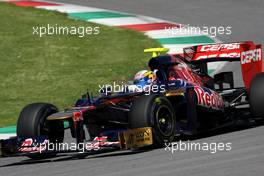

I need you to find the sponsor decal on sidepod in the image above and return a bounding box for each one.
[194,86,224,110]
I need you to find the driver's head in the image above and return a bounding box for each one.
[133,70,156,87]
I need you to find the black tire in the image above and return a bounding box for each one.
[17,103,64,159]
[129,94,176,147]
[249,73,264,118]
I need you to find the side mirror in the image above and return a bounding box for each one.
[214,72,234,90]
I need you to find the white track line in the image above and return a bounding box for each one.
[0,133,16,140]
[87,16,165,26]
[145,29,206,39]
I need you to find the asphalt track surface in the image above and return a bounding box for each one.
[1,0,264,175]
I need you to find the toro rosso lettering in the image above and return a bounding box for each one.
[241,49,262,64]
[194,86,224,110]
[200,43,240,52]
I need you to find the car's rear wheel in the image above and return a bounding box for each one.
[129,94,176,147]
[249,73,264,118]
[17,103,64,159]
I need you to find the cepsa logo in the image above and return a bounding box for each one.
[194,86,224,110]
[241,49,262,64]
[199,43,240,52]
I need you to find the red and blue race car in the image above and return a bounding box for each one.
[2,41,263,159]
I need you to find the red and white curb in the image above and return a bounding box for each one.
[0,0,224,139]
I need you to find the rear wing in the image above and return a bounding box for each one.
[183,41,263,89]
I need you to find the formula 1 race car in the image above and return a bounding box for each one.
[2,41,263,159]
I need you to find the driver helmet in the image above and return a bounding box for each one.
[133,70,156,87]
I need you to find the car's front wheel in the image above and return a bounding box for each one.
[17,103,64,159]
[129,94,176,147]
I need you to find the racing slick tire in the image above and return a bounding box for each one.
[129,94,176,147]
[17,103,64,159]
[249,73,264,118]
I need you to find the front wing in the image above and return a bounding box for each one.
[0,127,153,158]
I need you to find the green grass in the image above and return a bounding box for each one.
[0,3,161,127]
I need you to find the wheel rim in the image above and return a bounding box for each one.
[155,105,174,136]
